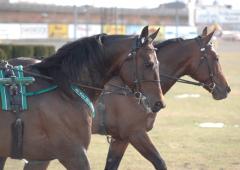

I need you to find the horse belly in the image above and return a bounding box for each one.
[23,129,55,160]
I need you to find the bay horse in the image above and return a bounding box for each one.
[0,26,165,170]
[0,27,231,170]
[98,27,230,170]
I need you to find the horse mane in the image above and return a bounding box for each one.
[32,34,109,90]
[154,38,184,50]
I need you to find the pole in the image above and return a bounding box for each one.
[175,0,179,37]
[73,5,78,40]
[188,0,195,26]
[115,7,117,34]
[86,7,89,36]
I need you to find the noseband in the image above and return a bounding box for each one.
[195,36,216,93]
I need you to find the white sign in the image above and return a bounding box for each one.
[0,24,21,39]
[68,24,101,39]
[20,24,48,39]
[196,8,240,24]
[165,26,197,39]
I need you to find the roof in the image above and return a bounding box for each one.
[0,1,188,17]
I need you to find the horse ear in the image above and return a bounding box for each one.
[203,29,215,44]
[148,28,160,43]
[140,26,149,43]
[202,27,208,36]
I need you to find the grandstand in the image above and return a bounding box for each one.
[0,0,240,48]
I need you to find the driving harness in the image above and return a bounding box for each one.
[0,61,96,159]
[0,61,35,159]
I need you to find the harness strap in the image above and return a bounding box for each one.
[22,84,95,117]
[15,65,29,110]
[71,85,95,117]
[0,70,8,110]
[96,95,108,135]
[23,85,58,96]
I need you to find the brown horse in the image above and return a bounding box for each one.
[0,26,165,170]
[100,27,230,170]
[0,27,231,170]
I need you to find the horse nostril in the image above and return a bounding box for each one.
[226,86,231,93]
[153,101,166,112]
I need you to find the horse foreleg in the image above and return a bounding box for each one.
[59,147,90,170]
[23,160,50,170]
[104,139,129,170]
[0,157,7,170]
[129,131,167,170]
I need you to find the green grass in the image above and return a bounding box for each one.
[4,52,240,170]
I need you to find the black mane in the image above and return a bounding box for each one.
[32,34,109,91]
[154,38,184,50]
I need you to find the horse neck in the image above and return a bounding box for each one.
[157,40,194,94]
[102,36,135,82]
[89,36,135,100]
[32,35,135,102]
[105,77,125,89]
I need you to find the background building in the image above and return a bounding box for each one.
[0,0,240,46]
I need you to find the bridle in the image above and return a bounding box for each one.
[194,36,216,93]
[149,36,217,93]
[119,36,161,110]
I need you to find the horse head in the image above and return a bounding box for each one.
[118,26,165,112]
[189,27,231,100]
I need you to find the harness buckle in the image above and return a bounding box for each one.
[208,82,216,93]
[106,135,115,144]
[134,91,143,104]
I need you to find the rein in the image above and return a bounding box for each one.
[0,58,212,98]
[160,73,205,87]
[0,63,134,96]
[0,35,216,108]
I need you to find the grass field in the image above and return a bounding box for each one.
[4,51,240,170]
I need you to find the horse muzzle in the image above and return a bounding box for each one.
[212,85,231,100]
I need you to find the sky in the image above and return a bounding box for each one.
[9,0,179,8]
[9,0,240,9]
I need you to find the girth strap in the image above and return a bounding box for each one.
[96,95,108,135]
